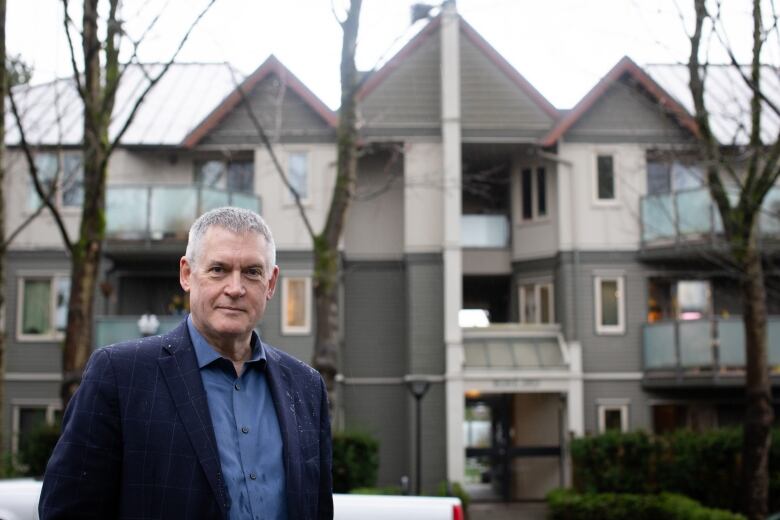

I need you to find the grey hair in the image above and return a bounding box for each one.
[185,207,276,269]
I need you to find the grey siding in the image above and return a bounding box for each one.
[261,251,315,364]
[460,36,554,136]
[406,254,444,374]
[415,382,447,493]
[566,77,693,143]
[344,148,404,259]
[556,251,648,373]
[583,380,651,433]
[342,261,407,378]
[2,380,62,452]
[359,34,441,135]
[201,74,334,146]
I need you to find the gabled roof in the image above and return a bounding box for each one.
[357,14,558,121]
[540,56,700,147]
[6,63,238,146]
[182,55,337,148]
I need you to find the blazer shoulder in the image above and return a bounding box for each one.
[265,343,323,381]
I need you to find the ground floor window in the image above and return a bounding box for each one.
[597,400,629,433]
[281,276,311,334]
[11,401,61,455]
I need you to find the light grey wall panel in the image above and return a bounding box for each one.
[406,254,444,374]
[343,261,407,378]
[201,74,335,146]
[583,380,651,433]
[566,78,693,143]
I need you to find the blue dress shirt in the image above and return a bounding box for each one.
[188,317,287,520]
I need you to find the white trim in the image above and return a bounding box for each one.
[4,372,63,382]
[597,402,629,433]
[594,275,625,335]
[583,372,643,381]
[280,276,312,335]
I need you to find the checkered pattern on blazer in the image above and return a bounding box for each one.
[39,319,333,520]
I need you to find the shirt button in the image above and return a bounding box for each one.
[249,472,257,480]
[241,426,249,434]
[234,383,241,391]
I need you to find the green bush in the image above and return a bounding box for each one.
[547,489,745,520]
[436,480,470,511]
[570,428,780,513]
[18,420,61,476]
[332,431,379,493]
[350,486,403,495]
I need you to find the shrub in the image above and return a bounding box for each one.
[570,430,657,494]
[547,489,745,520]
[18,420,61,476]
[332,431,379,493]
[350,486,403,495]
[437,480,470,511]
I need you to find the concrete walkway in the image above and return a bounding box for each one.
[469,502,548,520]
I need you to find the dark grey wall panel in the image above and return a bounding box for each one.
[406,255,444,374]
[583,380,650,434]
[343,261,407,378]
[2,381,61,452]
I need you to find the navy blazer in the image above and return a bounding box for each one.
[39,320,333,520]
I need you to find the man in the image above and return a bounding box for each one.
[39,207,333,520]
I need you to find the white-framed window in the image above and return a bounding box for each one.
[28,150,83,210]
[597,400,629,433]
[281,276,311,335]
[11,399,61,455]
[646,158,704,195]
[595,275,625,334]
[519,282,554,324]
[195,158,254,193]
[519,166,547,222]
[594,154,616,202]
[286,151,309,202]
[17,274,70,341]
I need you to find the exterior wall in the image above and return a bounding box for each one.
[201,74,334,145]
[359,35,442,137]
[557,142,646,252]
[255,143,337,251]
[583,379,650,434]
[565,78,692,144]
[460,36,554,140]
[344,148,404,259]
[108,148,194,185]
[403,141,444,253]
[511,157,559,261]
[2,380,61,453]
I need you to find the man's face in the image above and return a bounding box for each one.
[180,226,279,347]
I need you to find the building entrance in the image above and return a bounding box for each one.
[464,393,563,501]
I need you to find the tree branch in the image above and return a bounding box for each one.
[60,0,86,102]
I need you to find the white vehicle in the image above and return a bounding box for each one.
[0,479,463,520]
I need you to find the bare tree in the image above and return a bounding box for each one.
[688,1,777,517]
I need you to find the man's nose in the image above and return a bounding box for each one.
[224,271,245,297]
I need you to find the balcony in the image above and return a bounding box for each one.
[643,316,780,385]
[461,214,510,248]
[640,186,780,248]
[106,185,262,241]
[94,315,184,348]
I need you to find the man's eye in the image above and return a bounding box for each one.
[209,266,224,274]
[245,268,263,278]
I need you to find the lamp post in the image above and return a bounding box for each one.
[405,376,431,495]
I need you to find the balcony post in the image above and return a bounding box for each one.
[674,319,682,381]
[145,185,152,246]
[711,315,720,381]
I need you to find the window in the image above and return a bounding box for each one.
[28,151,83,209]
[281,276,311,334]
[597,401,629,433]
[519,282,554,324]
[11,401,61,454]
[17,275,70,340]
[647,278,711,323]
[595,275,625,334]
[596,155,615,201]
[646,159,704,196]
[287,152,309,201]
[520,167,547,221]
[195,159,254,193]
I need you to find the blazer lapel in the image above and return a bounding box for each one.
[157,322,227,518]
[264,345,303,517]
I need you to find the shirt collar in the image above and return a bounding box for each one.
[187,314,266,370]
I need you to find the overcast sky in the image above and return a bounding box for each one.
[6,0,767,110]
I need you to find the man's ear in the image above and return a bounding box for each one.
[179,257,192,292]
[266,265,280,300]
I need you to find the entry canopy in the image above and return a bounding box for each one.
[462,327,568,370]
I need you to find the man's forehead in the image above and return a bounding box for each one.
[199,227,268,261]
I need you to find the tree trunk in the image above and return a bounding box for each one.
[313,243,340,398]
[739,229,773,520]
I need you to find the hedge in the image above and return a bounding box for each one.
[570,428,780,513]
[332,431,379,493]
[547,489,746,520]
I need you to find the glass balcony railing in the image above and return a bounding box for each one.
[640,186,780,245]
[461,214,510,248]
[643,316,780,372]
[106,185,262,240]
[94,315,184,348]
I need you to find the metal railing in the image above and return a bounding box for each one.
[461,214,510,248]
[94,315,184,348]
[106,185,262,240]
